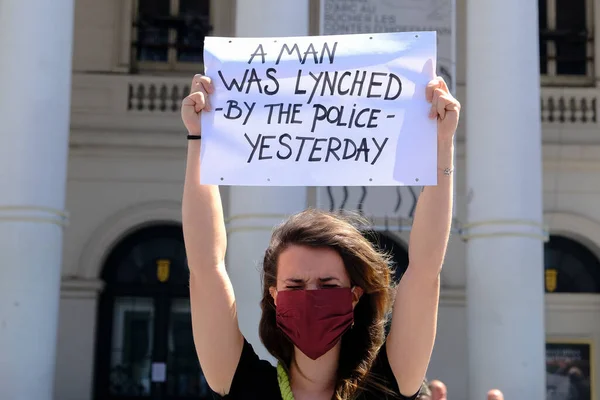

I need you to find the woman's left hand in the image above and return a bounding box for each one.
[426,77,461,142]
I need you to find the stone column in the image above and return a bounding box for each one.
[465,0,546,398]
[0,1,74,399]
[227,0,310,362]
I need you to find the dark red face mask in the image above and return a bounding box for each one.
[275,287,354,360]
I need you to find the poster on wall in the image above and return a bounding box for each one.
[319,0,456,94]
[546,340,594,400]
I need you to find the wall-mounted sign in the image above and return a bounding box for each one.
[151,362,166,383]
[319,0,455,94]
[545,269,558,292]
[156,259,171,283]
[546,339,594,400]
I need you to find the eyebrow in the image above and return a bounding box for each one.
[319,277,340,283]
[283,277,340,284]
[284,278,305,284]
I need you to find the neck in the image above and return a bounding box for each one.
[289,343,340,398]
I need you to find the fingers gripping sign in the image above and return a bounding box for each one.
[181,74,215,135]
[426,76,461,142]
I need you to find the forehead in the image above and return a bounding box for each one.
[277,245,348,280]
[430,383,447,394]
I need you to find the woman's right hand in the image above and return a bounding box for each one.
[181,74,214,135]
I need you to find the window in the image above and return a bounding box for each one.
[544,235,600,293]
[131,0,212,72]
[538,0,594,84]
[94,225,212,400]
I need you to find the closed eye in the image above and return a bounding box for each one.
[285,285,303,290]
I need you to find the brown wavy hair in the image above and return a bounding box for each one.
[259,209,396,399]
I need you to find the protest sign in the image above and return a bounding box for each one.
[200,31,437,186]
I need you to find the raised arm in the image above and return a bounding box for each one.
[182,75,244,394]
[386,77,460,395]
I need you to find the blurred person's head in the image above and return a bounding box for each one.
[429,379,447,400]
[417,379,432,399]
[487,389,504,400]
[567,366,584,382]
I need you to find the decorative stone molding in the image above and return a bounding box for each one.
[77,200,182,279]
[544,211,600,258]
[60,278,105,299]
[541,88,597,124]
[439,288,600,311]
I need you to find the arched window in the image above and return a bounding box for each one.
[94,224,211,400]
[544,235,600,293]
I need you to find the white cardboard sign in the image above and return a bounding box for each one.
[200,32,437,186]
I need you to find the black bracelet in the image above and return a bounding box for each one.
[187,135,202,140]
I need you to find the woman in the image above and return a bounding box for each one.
[181,73,459,400]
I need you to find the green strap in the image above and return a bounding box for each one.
[277,362,295,400]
